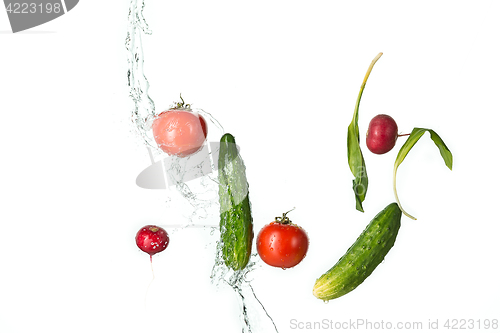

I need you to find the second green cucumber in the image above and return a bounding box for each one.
[313,203,402,301]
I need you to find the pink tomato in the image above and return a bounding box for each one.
[152,109,207,157]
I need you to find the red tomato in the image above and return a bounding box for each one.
[152,109,207,157]
[256,211,309,269]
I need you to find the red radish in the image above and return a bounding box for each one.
[136,225,169,261]
[366,114,400,154]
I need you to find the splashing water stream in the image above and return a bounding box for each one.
[125,1,278,332]
[211,252,280,333]
[125,0,155,147]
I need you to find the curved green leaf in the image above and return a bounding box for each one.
[393,127,453,219]
[347,52,383,212]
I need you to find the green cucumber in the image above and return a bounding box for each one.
[313,203,402,301]
[218,133,254,271]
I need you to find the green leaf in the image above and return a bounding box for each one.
[393,127,453,220]
[347,52,383,212]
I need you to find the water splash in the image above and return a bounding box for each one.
[126,1,278,331]
[126,0,156,148]
[211,251,280,333]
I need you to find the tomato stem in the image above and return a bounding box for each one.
[173,93,191,110]
[276,207,296,224]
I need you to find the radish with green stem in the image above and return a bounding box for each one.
[347,53,453,218]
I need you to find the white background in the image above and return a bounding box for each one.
[1,1,499,332]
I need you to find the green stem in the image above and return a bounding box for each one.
[393,167,417,220]
[352,52,383,126]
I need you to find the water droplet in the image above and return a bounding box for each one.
[323,300,329,304]
[270,248,274,251]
